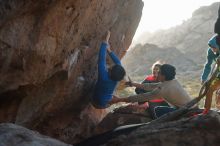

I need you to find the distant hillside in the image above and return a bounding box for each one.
[122,2,220,96]
[134,2,219,64]
[123,43,199,77]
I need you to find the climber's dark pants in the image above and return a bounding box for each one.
[148,101,170,119]
[153,106,177,119]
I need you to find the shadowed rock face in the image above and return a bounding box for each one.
[104,112,220,146]
[95,105,152,135]
[0,0,143,143]
[0,123,72,146]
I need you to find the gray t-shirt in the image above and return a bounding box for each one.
[127,79,193,108]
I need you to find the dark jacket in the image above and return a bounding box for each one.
[201,35,220,82]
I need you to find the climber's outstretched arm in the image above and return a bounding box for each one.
[98,31,111,80]
[110,88,161,104]
[105,31,121,65]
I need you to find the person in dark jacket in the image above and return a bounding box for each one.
[201,5,220,114]
[201,34,220,114]
[201,34,220,83]
[92,31,126,109]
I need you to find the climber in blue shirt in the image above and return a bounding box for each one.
[201,34,220,84]
[92,31,126,109]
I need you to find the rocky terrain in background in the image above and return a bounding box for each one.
[0,123,71,146]
[134,2,219,64]
[122,2,220,97]
[0,0,143,144]
[1,1,220,146]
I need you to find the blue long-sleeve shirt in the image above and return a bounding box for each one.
[201,35,220,81]
[92,42,121,108]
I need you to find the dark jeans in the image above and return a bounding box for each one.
[148,101,169,119]
[153,106,177,118]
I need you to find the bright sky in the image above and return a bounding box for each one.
[134,0,219,39]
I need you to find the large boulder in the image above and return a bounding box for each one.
[75,110,220,146]
[0,0,143,144]
[0,123,71,146]
[106,111,220,146]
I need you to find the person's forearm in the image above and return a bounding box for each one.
[202,48,215,81]
[131,82,145,89]
[98,42,108,68]
[108,51,121,65]
[201,61,212,81]
[98,42,109,79]
[131,82,159,91]
[125,89,160,103]
[126,94,150,103]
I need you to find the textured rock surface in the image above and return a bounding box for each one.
[122,2,220,98]
[0,0,143,144]
[134,2,219,64]
[95,104,152,134]
[105,111,220,146]
[0,123,71,146]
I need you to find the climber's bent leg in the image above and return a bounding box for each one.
[204,78,220,112]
